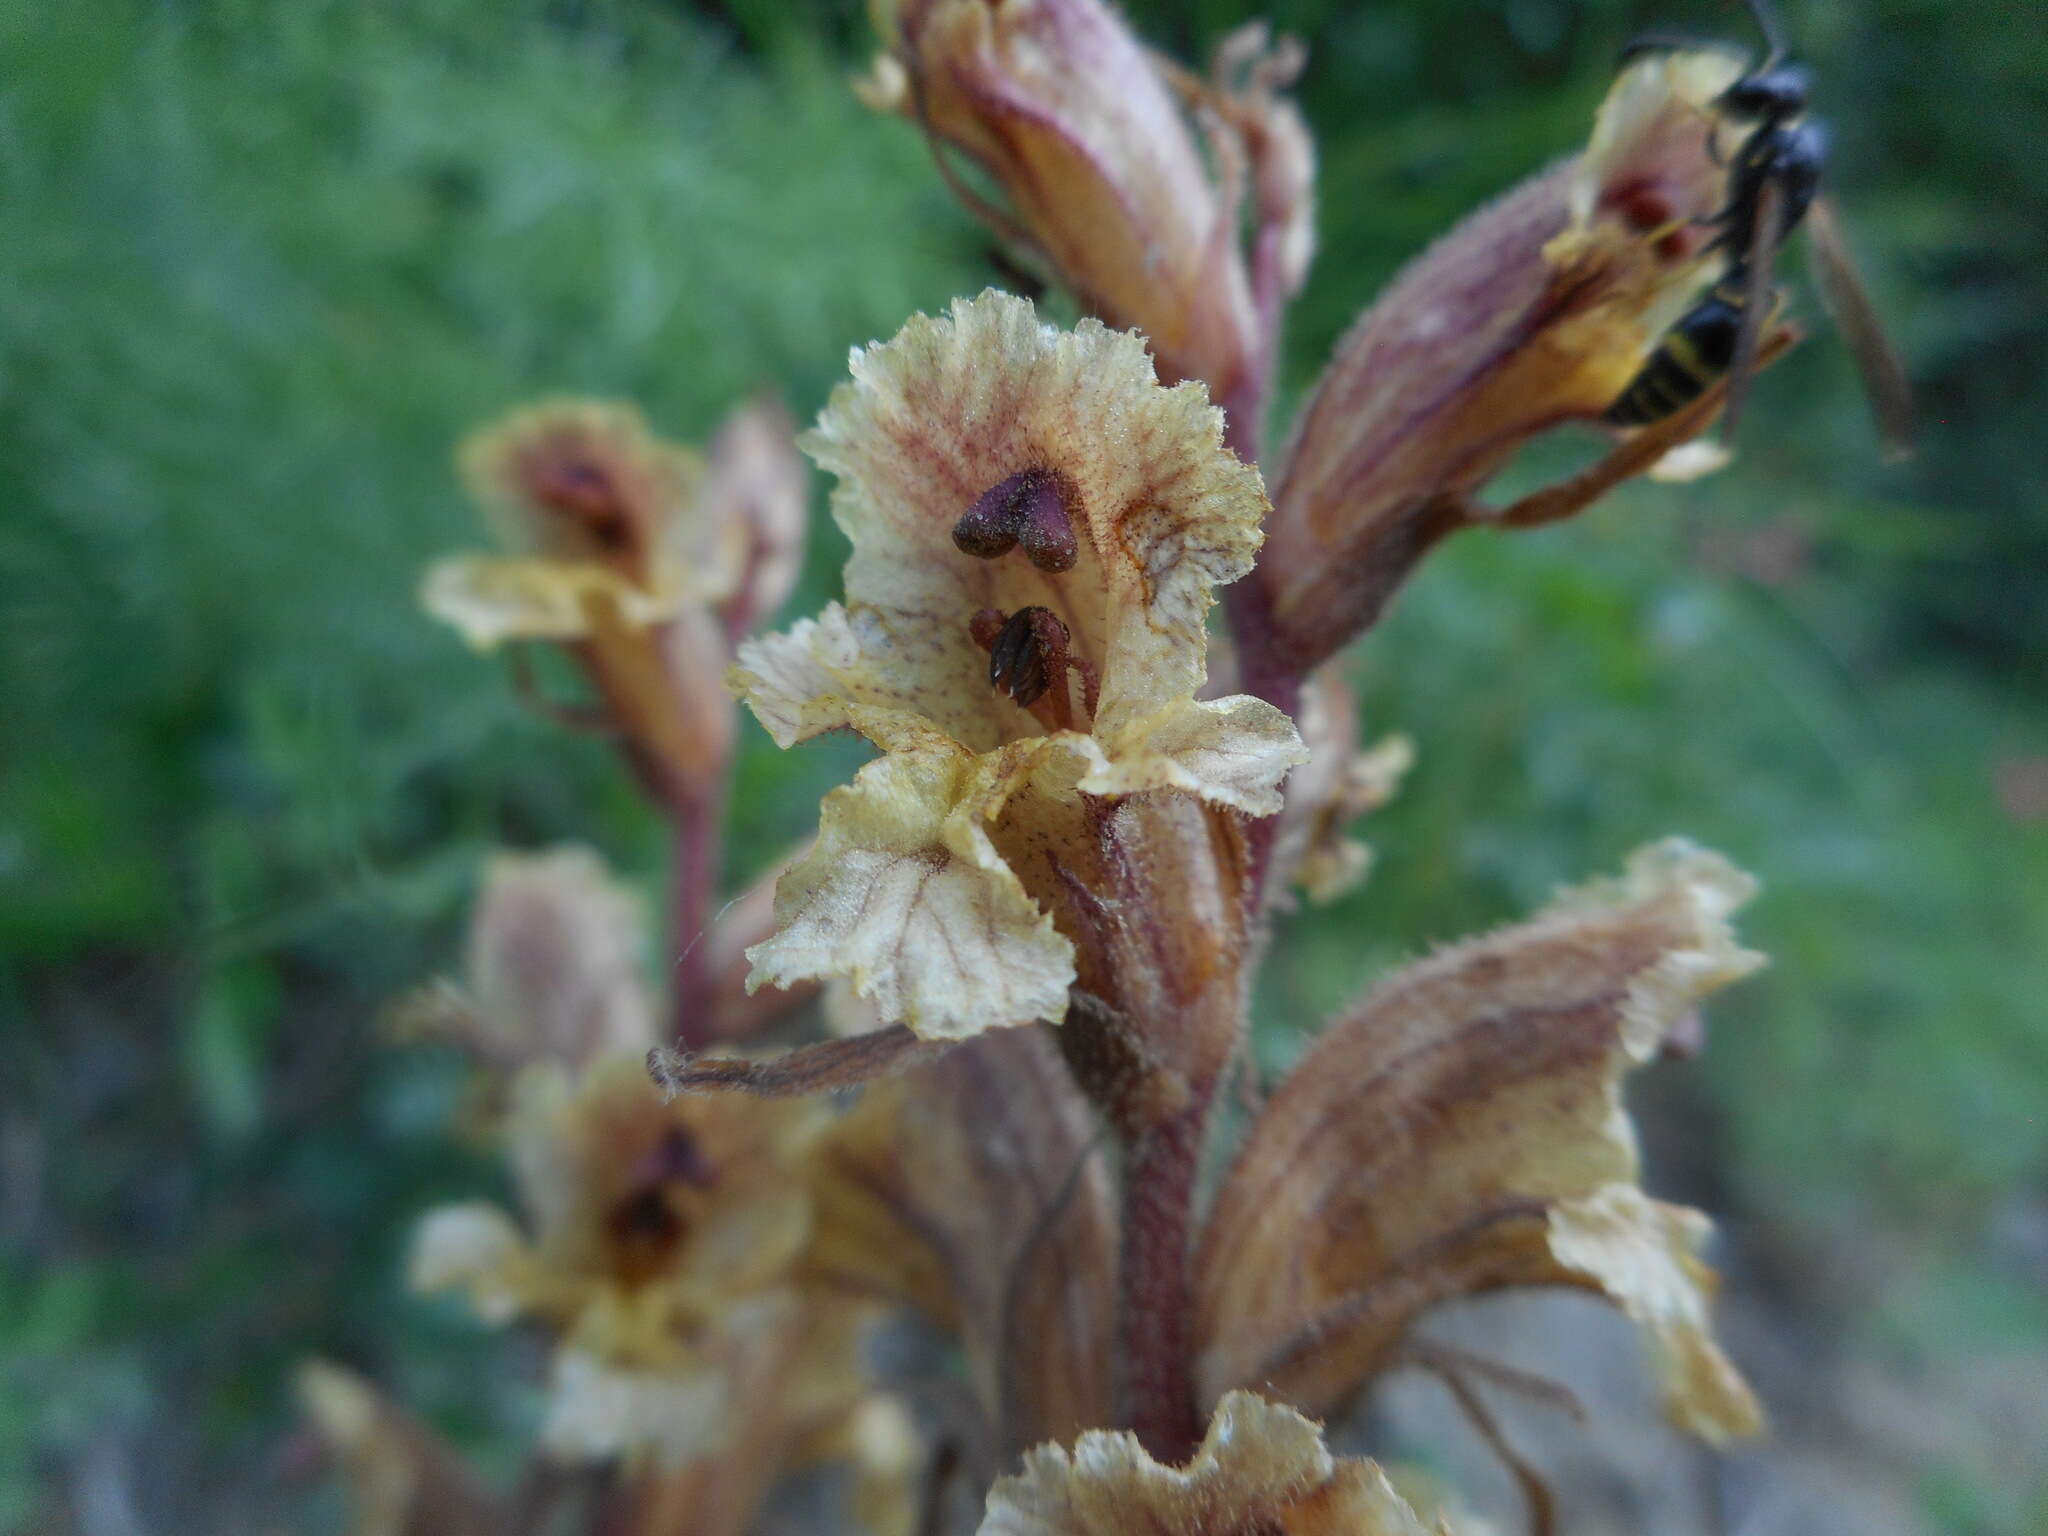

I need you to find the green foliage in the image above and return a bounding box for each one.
[3,0,2041,1529]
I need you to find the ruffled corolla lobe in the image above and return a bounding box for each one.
[979,1389,1440,1536]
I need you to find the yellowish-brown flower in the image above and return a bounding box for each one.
[1194,840,1766,1446]
[412,1053,820,1352]
[409,1052,837,1463]
[424,399,732,649]
[1253,49,1771,671]
[979,1389,1440,1536]
[802,1026,1118,1454]
[732,291,1304,1039]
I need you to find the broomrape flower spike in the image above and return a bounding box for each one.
[731,291,1305,1040]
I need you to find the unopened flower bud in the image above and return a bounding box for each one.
[863,0,1298,404]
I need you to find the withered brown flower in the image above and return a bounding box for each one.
[1194,840,1766,1446]
[802,1026,1117,1458]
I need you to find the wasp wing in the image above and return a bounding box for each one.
[1720,173,1784,446]
[1807,193,1916,460]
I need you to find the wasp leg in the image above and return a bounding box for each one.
[1463,325,1799,532]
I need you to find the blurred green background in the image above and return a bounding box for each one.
[2,0,2041,1530]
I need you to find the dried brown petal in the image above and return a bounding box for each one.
[1193,840,1764,1442]
[801,1026,1117,1455]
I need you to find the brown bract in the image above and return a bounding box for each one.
[978,1389,1441,1536]
[801,1026,1118,1458]
[862,0,1273,403]
[1193,840,1766,1445]
[1255,51,1751,669]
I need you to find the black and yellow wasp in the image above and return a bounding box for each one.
[1603,0,1915,458]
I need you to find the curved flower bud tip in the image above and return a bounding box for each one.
[701,395,811,633]
[424,400,729,650]
[296,1361,502,1536]
[1257,49,1762,670]
[861,0,1305,403]
[405,845,655,1071]
[1194,839,1764,1443]
[730,292,1305,1041]
[979,1390,1438,1536]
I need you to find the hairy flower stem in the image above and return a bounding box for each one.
[1117,1087,1212,1465]
[667,776,726,1051]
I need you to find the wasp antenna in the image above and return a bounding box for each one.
[1739,0,1788,66]
[1619,27,1738,65]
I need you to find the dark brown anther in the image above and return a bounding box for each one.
[984,606,1070,710]
[951,466,1081,572]
[610,1185,682,1245]
[1013,470,1080,572]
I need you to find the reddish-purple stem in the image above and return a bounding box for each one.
[1117,1089,1212,1466]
